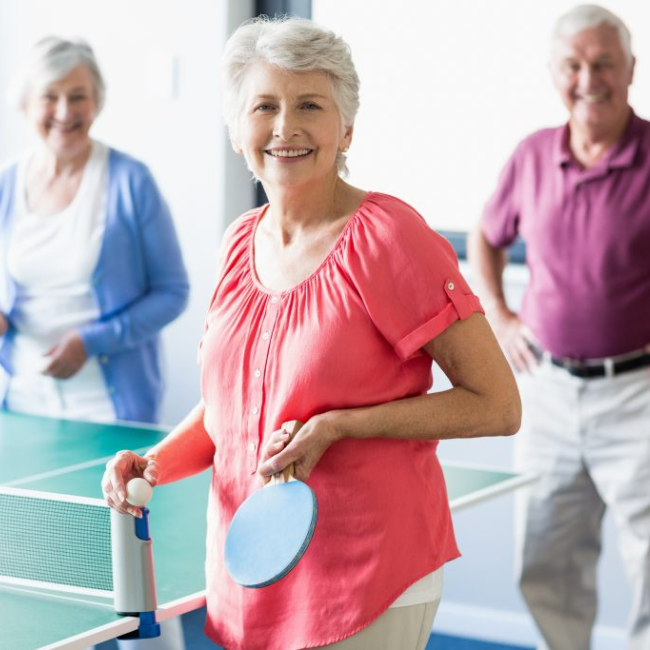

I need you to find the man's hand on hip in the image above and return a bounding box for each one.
[490,308,538,374]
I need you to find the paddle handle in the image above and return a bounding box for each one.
[269,463,295,485]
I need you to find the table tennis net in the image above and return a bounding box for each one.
[0,488,113,593]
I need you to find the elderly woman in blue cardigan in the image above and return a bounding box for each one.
[0,37,189,425]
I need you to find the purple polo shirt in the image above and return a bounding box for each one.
[482,111,650,359]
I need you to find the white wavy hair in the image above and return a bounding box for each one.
[222,16,360,177]
[8,36,106,112]
[551,4,633,65]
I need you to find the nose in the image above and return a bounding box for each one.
[54,96,71,121]
[577,65,597,91]
[273,108,301,141]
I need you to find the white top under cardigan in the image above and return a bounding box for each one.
[5,141,115,421]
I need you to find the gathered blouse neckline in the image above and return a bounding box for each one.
[248,191,375,297]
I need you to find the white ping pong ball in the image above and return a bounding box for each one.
[125,478,153,507]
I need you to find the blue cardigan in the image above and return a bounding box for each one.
[0,148,190,423]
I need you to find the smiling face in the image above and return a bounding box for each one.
[23,65,98,161]
[551,24,634,136]
[231,62,352,191]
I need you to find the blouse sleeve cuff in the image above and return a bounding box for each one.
[395,279,484,361]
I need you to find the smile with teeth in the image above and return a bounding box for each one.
[580,93,608,103]
[266,148,313,158]
[50,122,82,133]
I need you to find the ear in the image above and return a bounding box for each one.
[629,56,636,85]
[339,123,354,153]
[230,134,243,155]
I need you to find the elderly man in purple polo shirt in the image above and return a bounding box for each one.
[469,5,650,650]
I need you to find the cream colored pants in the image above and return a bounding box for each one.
[516,362,650,650]
[319,599,440,650]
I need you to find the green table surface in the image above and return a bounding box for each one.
[0,410,532,650]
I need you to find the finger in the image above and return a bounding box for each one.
[257,454,280,478]
[291,455,319,481]
[281,420,302,438]
[521,348,539,373]
[41,360,56,376]
[258,448,292,478]
[513,335,538,373]
[106,494,142,518]
[142,465,159,487]
[507,344,528,374]
[42,359,70,378]
[263,438,289,457]
[106,452,137,501]
[260,429,291,462]
[105,495,130,515]
[292,463,305,482]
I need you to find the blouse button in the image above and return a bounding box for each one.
[270,296,279,304]
[254,369,261,378]
[249,442,256,452]
[447,282,455,291]
[262,331,270,340]
[252,406,259,415]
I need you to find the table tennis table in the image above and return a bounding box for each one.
[0,410,535,650]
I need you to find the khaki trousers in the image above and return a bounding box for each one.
[319,599,440,650]
[516,363,650,650]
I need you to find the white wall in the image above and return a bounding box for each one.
[313,0,650,233]
[0,0,255,424]
[0,2,639,646]
[311,1,644,646]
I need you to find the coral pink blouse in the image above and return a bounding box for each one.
[198,192,483,650]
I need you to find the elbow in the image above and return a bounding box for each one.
[478,385,521,438]
[175,284,190,315]
[161,282,191,320]
[498,392,522,437]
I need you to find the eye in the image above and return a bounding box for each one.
[302,102,321,110]
[70,94,88,102]
[254,103,276,112]
[42,93,57,102]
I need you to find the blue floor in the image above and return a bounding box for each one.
[427,633,533,649]
[98,608,535,649]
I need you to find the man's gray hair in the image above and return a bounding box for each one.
[222,16,360,177]
[552,4,633,65]
[9,36,106,111]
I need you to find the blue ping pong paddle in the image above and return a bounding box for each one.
[224,465,318,588]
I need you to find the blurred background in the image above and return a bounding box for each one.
[2,1,647,647]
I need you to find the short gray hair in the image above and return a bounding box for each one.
[9,36,106,111]
[222,16,360,177]
[551,4,633,65]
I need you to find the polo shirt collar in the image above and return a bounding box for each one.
[554,108,640,171]
[553,125,572,167]
[607,110,640,169]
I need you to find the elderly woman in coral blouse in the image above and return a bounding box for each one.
[103,17,520,650]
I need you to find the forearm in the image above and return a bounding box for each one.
[467,227,510,315]
[327,384,520,445]
[145,401,215,484]
[81,285,189,356]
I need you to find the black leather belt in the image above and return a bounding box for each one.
[527,342,650,379]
